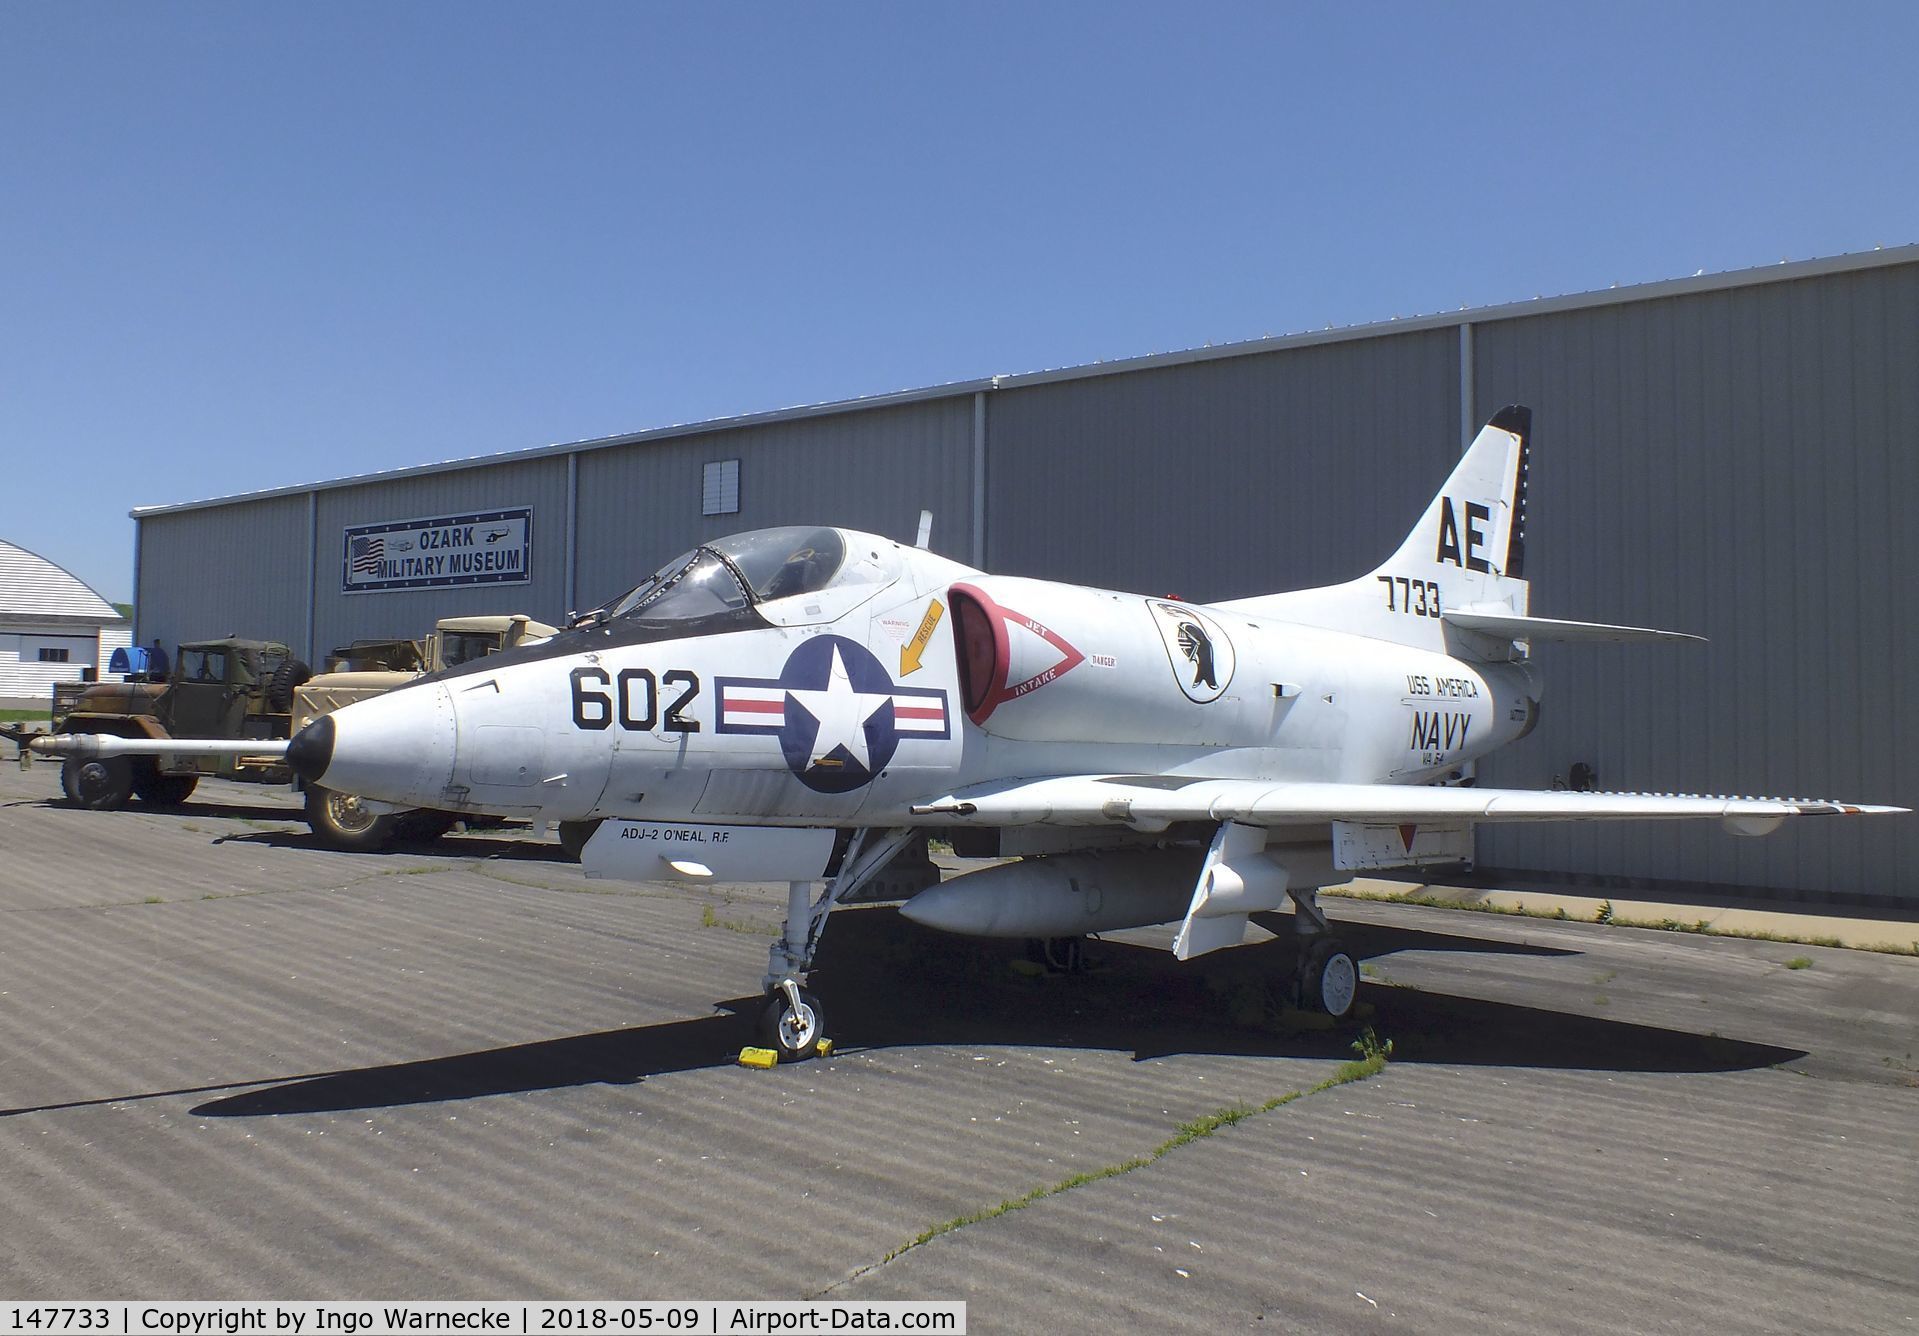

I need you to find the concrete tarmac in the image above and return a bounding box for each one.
[1,763,1914,1332]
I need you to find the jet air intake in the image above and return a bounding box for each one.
[948,579,1261,748]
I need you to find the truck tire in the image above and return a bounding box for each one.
[65,756,133,810]
[267,658,313,713]
[133,772,200,807]
[305,785,396,852]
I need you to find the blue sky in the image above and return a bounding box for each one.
[5,2,1914,602]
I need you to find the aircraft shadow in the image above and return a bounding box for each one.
[191,908,1801,1117]
[1249,911,1580,962]
[15,791,561,860]
[209,828,575,862]
[20,796,302,824]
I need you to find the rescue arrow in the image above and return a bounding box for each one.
[900,597,944,676]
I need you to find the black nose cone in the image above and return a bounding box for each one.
[287,714,335,785]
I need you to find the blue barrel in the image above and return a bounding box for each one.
[108,646,157,676]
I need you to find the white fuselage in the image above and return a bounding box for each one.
[306,540,1540,827]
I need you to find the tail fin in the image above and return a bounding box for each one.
[1216,407,1532,650]
[1376,404,1531,604]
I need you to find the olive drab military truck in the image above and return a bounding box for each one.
[56,638,310,809]
[47,615,556,852]
[294,613,558,850]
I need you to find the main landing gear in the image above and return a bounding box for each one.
[757,827,918,1062]
[1287,885,1358,1020]
[1028,935,1089,974]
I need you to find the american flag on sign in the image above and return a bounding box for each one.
[349,536,385,575]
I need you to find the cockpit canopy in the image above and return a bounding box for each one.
[413,526,910,689]
[601,526,899,630]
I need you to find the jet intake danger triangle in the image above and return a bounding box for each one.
[952,583,1086,725]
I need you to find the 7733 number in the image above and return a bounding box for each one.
[1378,575,1442,617]
[571,666,701,732]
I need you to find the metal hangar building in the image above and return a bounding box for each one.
[0,538,131,708]
[130,246,1919,904]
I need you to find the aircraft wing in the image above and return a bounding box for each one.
[910,775,1905,833]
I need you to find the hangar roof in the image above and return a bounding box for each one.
[132,243,1919,520]
[0,538,125,625]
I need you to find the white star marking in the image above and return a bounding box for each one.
[786,646,892,772]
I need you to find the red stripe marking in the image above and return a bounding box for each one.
[895,705,945,720]
[727,699,785,714]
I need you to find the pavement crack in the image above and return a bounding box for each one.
[820,1031,1394,1298]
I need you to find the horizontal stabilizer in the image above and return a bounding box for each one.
[1444,610,1704,645]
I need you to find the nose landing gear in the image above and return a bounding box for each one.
[755,827,918,1063]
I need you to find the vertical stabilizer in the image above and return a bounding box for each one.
[1376,405,1530,599]
[1215,407,1532,651]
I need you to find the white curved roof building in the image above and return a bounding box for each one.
[0,538,130,706]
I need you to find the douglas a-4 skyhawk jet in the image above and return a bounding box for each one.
[41,409,1903,1059]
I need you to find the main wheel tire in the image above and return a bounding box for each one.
[133,773,200,807]
[1298,939,1359,1020]
[305,785,397,852]
[266,658,313,713]
[757,989,827,1062]
[65,756,133,810]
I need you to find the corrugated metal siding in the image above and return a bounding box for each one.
[310,457,571,658]
[1472,264,1919,899]
[983,331,1461,601]
[137,495,311,653]
[573,398,975,611]
[126,255,1917,901]
[0,539,119,621]
[0,632,96,700]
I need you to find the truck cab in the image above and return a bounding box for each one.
[164,639,296,743]
[57,636,303,809]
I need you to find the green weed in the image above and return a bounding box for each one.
[885,1029,1393,1261]
[700,903,777,935]
[1326,888,1916,956]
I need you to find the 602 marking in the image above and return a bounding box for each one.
[571,667,701,733]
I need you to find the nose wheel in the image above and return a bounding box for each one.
[758,980,827,1062]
